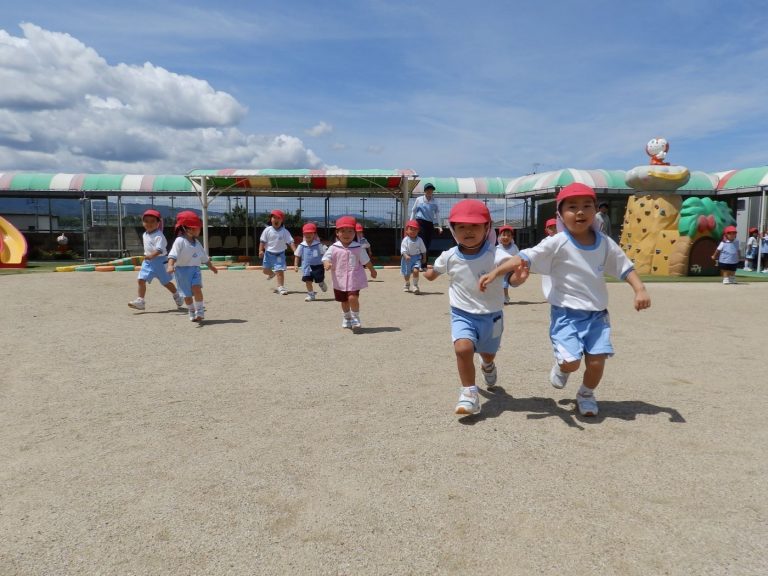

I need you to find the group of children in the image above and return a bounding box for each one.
[712,225,768,284]
[128,184,652,418]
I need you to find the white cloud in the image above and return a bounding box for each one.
[306,121,333,137]
[0,23,323,172]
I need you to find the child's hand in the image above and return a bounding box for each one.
[323,261,332,271]
[634,288,651,311]
[507,264,530,287]
[166,265,174,274]
[209,264,218,274]
[404,254,411,261]
[370,267,377,279]
[144,253,154,261]
[259,250,265,259]
[478,271,498,292]
[293,265,299,272]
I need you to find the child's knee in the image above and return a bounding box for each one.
[454,339,475,356]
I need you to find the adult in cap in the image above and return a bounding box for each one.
[410,182,443,257]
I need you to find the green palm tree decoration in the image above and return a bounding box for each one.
[679,197,735,239]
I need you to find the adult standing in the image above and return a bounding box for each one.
[410,183,443,257]
[595,202,612,237]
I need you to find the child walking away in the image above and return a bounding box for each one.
[744,227,759,271]
[166,211,218,322]
[128,209,184,311]
[423,200,521,416]
[712,225,740,284]
[294,222,328,301]
[401,220,427,294]
[259,209,297,295]
[322,216,377,331]
[496,225,519,304]
[480,183,651,417]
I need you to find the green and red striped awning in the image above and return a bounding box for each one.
[187,169,417,195]
[412,177,511,196]
[715,167,768,192]
[505,169,630,195]
[0,173,195,197]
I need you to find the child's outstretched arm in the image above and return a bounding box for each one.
[624,270,650,311]
[479,255,525,291]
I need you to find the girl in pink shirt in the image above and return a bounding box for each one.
[322,216,377,331]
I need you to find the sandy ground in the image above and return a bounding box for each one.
[1,268,766,575]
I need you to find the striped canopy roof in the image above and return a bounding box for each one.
[187,168,417,195]
[412,177,511,196]
[505,169,630,195]
[0,173,194,197]
[715,166,768,192]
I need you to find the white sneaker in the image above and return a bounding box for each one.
[188,309,197,322]
[342,316,352,329]
[549,364,569,389]
[403,283,410,292]
[173,293,184,308]
[576,392,599,416]
[319,281,328,292]
[350,315,362,330]
[744,267,753,271]
[277,286,288,295]
[455,389,481,415]
[413,285,420,294]
[128,298,145,310]
[481,362,498,388]
[305,292,316,302]
[192,310,204,322]
[504,296,511,305]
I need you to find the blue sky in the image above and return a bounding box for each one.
[0,0,766,177]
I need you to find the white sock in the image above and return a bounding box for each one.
[481,360,494,370]
[344,311,352,319]
[136,297,145,302]
[463,385,478,395]
[578,385,594,397]
[195,300,205,312]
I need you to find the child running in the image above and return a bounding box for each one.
[322,216,377,331]
[356,223,373,262]
[259,209,297,296]
[712,225,740,284]
[401,219,427,294]
[480,183,651,417]
[128,209,184,311]
[423,200,521,416]
[294,222,328,301]
[166,211,218,322]
[496,225,519,304]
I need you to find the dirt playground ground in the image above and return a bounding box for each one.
[1,269,766,575]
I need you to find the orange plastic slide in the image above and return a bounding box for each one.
[0,215,28,268]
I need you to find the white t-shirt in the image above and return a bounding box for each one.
[432,241,512,314]
[520,231,634,311]
[168,236,210,267]
[260,226,295,252]
[143,229,167,257]
[496,242,519,257]
[401,235,427,256]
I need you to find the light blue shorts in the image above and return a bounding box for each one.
[450,307,504,355]
[263,250,287,272]
[174,266,202,298]
[550,306,613,363]
[401,254,422,276]
[137,257,173,285]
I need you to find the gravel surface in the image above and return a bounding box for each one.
[1,270,766,575]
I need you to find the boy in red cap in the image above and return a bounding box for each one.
[423,199,523,416]
[322,216,377,330]
[355,223,373,261]
[400,220,427,293]
[712,225,740,284]
[294,222,328,301]
[496,225,519,304]
[128,209,184,311]
[166,211,218,322]
[259,209,297,296]
[480,183,651,417]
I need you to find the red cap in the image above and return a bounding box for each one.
[545,218,557,228]
[556,183,597,207]
[723,225,737,234]
[270,209,285,220]
[142,209,162,220]
[448,199,491,224]
[405,219,420,230]
[355,223,364,232]
[175,210,202,230]
[335,216,356,230]
[749,227,759,234]
[498,225,514,234]
[302,222,317,234]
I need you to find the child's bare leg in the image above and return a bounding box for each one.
[479,352,495,366]
[262,267,273,276]
[191,285,204,303]
[504,288,509,300]
[455,339,476,385]
[184,296,194,306]
[559,358,581,374]
[137,279,147,298]
[348,293,360,313]
[340,301,351,313]
[163,281,178,294]
[412,269,419,282]
[305,280,314,291]
[276,271,285,286]
[403,274,410,284]
[581,353,606,390]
